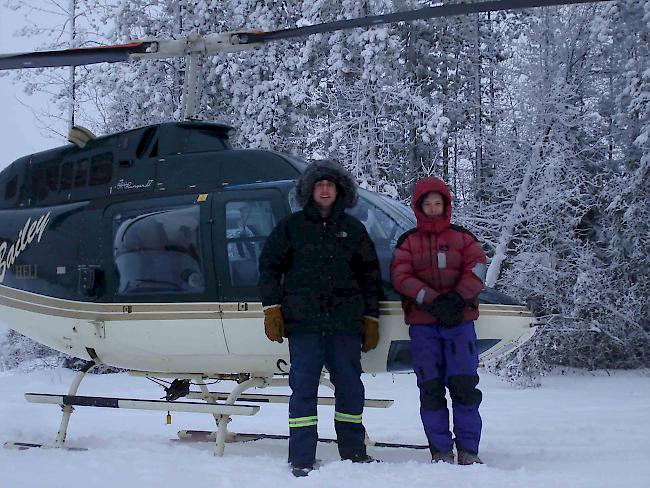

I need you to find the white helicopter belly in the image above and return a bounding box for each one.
[0,284,536,374]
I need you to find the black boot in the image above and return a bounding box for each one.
[430,450,455,464]
[342,453,380,463]
[291,464,315,477]
[457,449,483,465]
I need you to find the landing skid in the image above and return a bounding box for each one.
[4,359,98,452]
[4,361,397,457]
[176,430,428,450]
[4,441,88,451]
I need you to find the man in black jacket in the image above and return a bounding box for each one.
[258,159,381,476]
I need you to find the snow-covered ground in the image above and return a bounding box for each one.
[1,367,648,487]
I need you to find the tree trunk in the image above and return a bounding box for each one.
[485,139,542,287]
[68,0,76,131]
[474,12,483,197]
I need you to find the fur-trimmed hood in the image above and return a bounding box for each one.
[296,159,358,209]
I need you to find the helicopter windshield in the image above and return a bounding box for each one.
[288,186,414,299]
[348,189,414,299]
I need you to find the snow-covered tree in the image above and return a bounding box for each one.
[478,1,649,375]
[4,0,116,135]
[4,0,648,376]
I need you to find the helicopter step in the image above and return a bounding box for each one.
[185,390,394,408]
[176,430,428,450]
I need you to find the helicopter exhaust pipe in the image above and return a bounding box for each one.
[68,125,96,148]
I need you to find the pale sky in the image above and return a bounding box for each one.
[0,3,65,169]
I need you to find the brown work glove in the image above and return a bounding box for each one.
[263,306,285,343]
[361,316,380,353]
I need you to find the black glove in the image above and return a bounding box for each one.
[428,292,466,327]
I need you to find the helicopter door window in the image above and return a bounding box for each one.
[60,162,74,191]
[45,164,60,193]
[225,200,276,288]
[29,167,48,202]
[113,205,205,295]
[28,160,61,203]
[73,159,89,188]
[4,175,17,201]
[89,153,113,186]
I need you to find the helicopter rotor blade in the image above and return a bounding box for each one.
[0,42,155,70]
[240,0,611,44]
[0,0,610,71]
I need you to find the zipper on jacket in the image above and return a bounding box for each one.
[430,232,442,289]
[433,232,449,296]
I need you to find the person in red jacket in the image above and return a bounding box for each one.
[390,176,487,465]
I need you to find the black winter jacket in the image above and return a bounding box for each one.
[259,200,381,336]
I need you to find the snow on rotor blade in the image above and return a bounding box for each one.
[0,42,155,70]
[241,0,612,44]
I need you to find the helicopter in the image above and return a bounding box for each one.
[0,0,605,456]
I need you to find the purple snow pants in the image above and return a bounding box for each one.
[409,322,482,455]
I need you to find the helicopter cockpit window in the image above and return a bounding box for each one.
[225,200,276,287]
[89,153,113,186]
[286,186,411,298]
[348,195,409,248]
[287,187,301,213]
[113,205,205,295]
[348,190,414,298]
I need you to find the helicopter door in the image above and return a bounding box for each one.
[212,188,286,303]
[103,194,229,362]
[211,188,286,359]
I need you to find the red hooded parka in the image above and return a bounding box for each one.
[390,177,487,325]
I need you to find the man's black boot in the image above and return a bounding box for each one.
[291,464,315,477]
[342,453,380,463]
